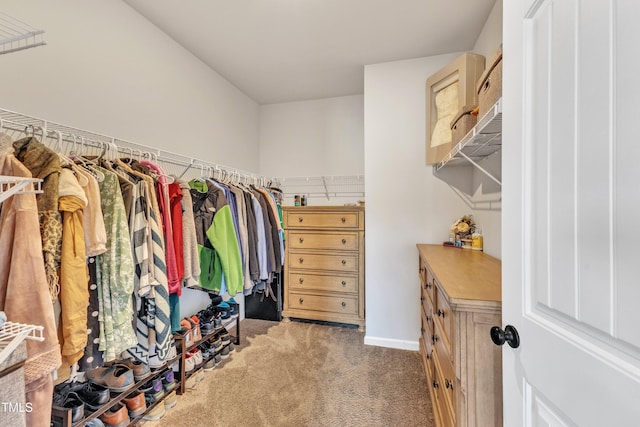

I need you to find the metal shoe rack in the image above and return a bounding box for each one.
[173,315,240,396]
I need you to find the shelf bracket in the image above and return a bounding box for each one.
[457,151,502,187]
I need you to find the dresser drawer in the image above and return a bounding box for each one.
[434,285,453,354]
[288,272,358,294]
[433,319,456,407]
[433,353,456,427]
[421,308,434,359]
[285,210,360,229]
[419,254,428,285]
[289,231,359,251]
[289,252,359,272]
[288,292,358,315]
[425,268,436,304]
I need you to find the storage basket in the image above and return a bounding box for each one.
[476,47,503,119]
[450,105,478,145]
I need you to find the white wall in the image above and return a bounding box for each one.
[0,0,261,318]
[259,95,364,177]
[363,54,471,349]
[0,0,259,172]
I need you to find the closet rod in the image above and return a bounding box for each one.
[0,107,279,185]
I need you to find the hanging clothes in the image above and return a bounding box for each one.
[91,165,138,361]
[12,136,63,301]
[0,134,61,427]
[189,179,243,295]
[180,180,200,287]
[57,168,90,375]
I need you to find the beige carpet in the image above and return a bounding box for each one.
[144,319,434,427]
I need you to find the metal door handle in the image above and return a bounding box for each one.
[490,325,520,348]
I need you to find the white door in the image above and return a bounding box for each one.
[501,0,640,426]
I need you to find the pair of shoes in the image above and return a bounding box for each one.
[228,298,239,318]
[106,358,150,381]
[216,301,231,319]
[195,368,205,382]
[52,388,84,426]
[142,402,166,421]
[219,345,230,359]
[122,391,146,418]
[203,357,216,371]
[55,381,110,413]
[100,403,130,427]
[188,348,203,369]
[184,352,196,373]
[86,364,134,392]
[164,390,177,410]
[162,370,176,392]
[140,378,164,405]
[228,342,236,353]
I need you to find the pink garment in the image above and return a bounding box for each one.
[140,160,180,294]
[168,182,184,293]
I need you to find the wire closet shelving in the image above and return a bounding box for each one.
[0,11,46,55]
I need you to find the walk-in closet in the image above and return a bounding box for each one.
[2,0,638,426]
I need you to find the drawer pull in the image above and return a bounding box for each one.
[298,217,304,222]
[341,259,347,265]
[421,327,425,333]
[299,277,304,284]
[298,257,304,264]
[437,309,445,318]
[426,353,431,360]
[341,302,346,308]
[420,296,424,302]
[432,334,438,344]
[299,298,304,304]
[341,281,347,287]
[341,217,346,223]
[341,238,347,244]
[299,237,304,243]
[445,379,454,390]
[425,282,432,289]
[432,380,439,389]
[425,315,431,322]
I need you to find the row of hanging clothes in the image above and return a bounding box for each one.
[0,125,283,411]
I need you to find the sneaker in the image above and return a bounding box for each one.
[213,353,222,366]
[162,370,176,392]
[52,390,84,426]
[228,342,236,353]
[219,329,230,343]
[209,333,222,350]
[142,402,165,421]
[203,358,216,372]
[219,345,230,359]
[228,298,239,318]
[140,379,164,405]
[99,403,129,427]
[185,374,197,390]
[186,316,202,342]
[189,348,204,369]
[180,319,194,347]
[85,419,106,427]
[216,301,231,319]
[122,391,146,418]
[147,344,166,371]
[164,390,177,410]
[185,352,195,373]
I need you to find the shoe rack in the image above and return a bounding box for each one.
[173,315,240,396]
[51,354,180,427]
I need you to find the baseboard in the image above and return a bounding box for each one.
[364,335,419,351]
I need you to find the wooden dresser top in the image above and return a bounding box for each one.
[417,244,502,304]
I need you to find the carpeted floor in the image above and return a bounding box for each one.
[144,319,435,427]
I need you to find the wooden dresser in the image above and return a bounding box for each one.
[282,206,365,331]
[417,244,502,427]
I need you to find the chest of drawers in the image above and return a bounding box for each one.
[282,206,365,331]
[417,244,502,427]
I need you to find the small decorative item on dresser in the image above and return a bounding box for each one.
[450,214,476,249]
[294,195,301,206]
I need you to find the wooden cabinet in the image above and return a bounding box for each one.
[417,244,502,427]
[283,206,365,331]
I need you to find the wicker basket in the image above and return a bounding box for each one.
[450,105,478,145]
[477,47,503,119]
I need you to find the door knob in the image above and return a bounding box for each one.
[490,325,520,348]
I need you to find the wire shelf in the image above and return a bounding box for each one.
[278,175,364,201]
[0,176,43,203]
[0,12,46,55]
[0,321,44,366]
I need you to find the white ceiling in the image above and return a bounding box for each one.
[123,0,496,105]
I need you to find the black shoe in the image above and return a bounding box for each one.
[52,390,85,425]
[76,381,110,412]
